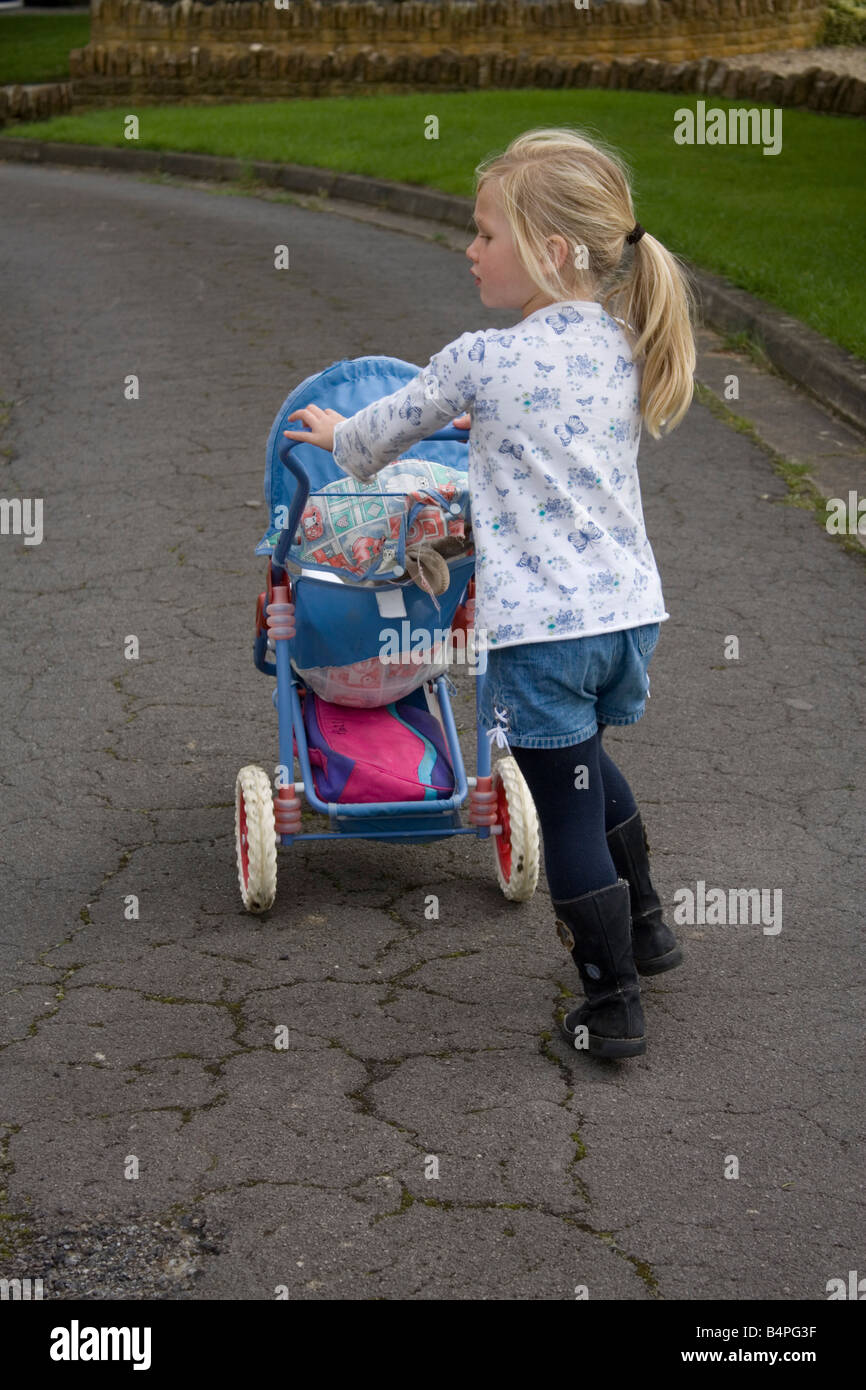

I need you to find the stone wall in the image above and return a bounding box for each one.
[0,84,76,127]
[81,0,828,62]
[72,0,829,86]
[4,51,863,127]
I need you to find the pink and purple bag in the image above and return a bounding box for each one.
[301,693,454,804]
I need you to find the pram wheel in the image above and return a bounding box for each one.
[491,757,540,902]
[235,765,277,912]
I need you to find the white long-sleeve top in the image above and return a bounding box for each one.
[332,300,669,650]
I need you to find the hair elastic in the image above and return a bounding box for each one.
[626,223,646,245]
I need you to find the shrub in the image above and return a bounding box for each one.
[817,0,866,45]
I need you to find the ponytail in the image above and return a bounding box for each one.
[605,232,697,438]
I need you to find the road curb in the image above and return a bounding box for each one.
[2,136,865,434]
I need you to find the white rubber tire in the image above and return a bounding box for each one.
[235,765,277,913]
[492,756,540,902]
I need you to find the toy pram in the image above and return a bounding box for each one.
[234,354,540,912]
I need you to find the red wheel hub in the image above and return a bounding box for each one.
[495,776,512,880]
[238,794,250,887]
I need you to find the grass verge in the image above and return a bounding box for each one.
[6,89,865,358]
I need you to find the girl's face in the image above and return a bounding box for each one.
[467,180,565,319]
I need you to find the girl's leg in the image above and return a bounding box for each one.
[508,733,617,900]
[596,723,638,831]
[508,735,645,1058]
[595,724,683,975]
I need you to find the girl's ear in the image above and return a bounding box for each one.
[546,235,570,270]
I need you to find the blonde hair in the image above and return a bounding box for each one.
[474,128,697,438]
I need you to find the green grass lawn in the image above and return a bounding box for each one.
[6,88,866,358]
[0,13,90,85]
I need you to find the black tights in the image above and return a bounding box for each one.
[509,726,638,902]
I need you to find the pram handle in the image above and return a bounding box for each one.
[273,438,312,577]
[272,424,469,578]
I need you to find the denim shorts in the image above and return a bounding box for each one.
[478,623,661,749]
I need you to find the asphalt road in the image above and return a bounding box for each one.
[0,161,863,1303]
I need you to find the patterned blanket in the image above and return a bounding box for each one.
[263,459,472,581]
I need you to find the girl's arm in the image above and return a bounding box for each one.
[283,332,484,481]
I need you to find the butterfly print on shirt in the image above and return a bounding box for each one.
[498,439,524,460]
[517,552,541,574]
[568,522,604,554]
[554,415,589,447]
[545,306,584,334]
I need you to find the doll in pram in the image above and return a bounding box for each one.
[234,354,540,912]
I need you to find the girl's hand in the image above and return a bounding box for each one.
[283,405,347,453]
[452,413,471,430]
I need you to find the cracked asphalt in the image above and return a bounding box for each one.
[0,161,863,1303]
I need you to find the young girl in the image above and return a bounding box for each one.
[283,127,696,1061]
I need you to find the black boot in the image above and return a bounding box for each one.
[606,811,683,975]
[554,879,646,1059]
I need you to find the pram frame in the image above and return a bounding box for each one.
[234,355,540,909]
